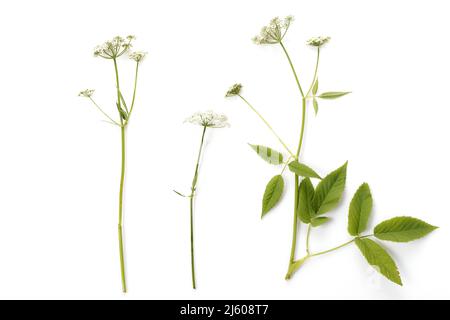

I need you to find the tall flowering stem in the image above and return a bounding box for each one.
[79,35,146,293]
[228,18,436,287]
[176,111,229,289]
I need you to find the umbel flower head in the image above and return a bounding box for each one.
[78,89,95,98]
[129,51,147,63]
[94,35,135,59]
[252,16,294,45]
[306,36,331,47]
[185,110,230,128]
[225,83,242,97]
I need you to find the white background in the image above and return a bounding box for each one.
[0,0,448,300]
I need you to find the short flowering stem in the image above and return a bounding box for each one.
[189,125,208,289]
[238,94,295,158]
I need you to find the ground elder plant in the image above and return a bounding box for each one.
[79,35,146,293]
[174,111,229,289]
[225,16,437,286]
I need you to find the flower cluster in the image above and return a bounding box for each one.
[306,36,331,47]
[78,89,95,98]
[129,51,147,63]
[252,16,294,45]
[185,111,230,128]
[93,35,135,59]
[225,83,242,97]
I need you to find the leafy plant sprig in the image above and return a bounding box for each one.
[174,111,229,289]
[79,35,146,293]
[226,16,437,286]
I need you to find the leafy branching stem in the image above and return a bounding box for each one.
[189,125,208,289]
[238,94,295,158]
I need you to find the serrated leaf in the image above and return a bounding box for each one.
[312,162,347,216]
[297,178,315,223]
[355,238,402,286]
[261,175,284,217]
[249,144,284,165]
[318,91,351,99]
[313,98,319,115]
[348,183,373,236]
[374,216,437,242]
[311,216,330,227]
[312,79,319,95]
[288,161,321,179]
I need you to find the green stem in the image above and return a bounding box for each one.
[189,126,208,289]
[309,239,354,258]
[118,125,127,293]
[280,41,305,98]
[238,95,295,158]
[88,97,120,126]
[113,58,127,293]
[306,224,312,255]
[305,47,320,97]
[289,175,299,265]
[309,235,373,258]
[281,41,308,277]
[113,58,124,127]
[126,62,140,123]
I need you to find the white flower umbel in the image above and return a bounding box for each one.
[78,89,95,98]
[79,35,146,293]
[176,110,229,289]
[252,16,294,45]
[185,110,230,128]
[306,36,331,47]
[129,51,147,63]
[93,35,135,59]
[225,83,242,97]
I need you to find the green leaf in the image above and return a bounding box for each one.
[348,183,373,236]
[119,91,129,112]
[355,238,402,286]
[173,190,188,198]
[249,144,284,165]
[374,216,438,242]
[313,98,319,115]
[312,162,348,216]
[312,79,319,95]
[318,91,351,99]
[311,216,330,227]
[262,175,284,217]
[288,161,321,179]
[117,102,128,121]
[297,178,315,223]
